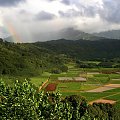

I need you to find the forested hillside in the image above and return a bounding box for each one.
[0,38,68,76]
[1,38,120,76]
[35,39,120,60]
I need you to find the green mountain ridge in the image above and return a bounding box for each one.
[35,38,120,60]
[0,38,68,76]
[0,37,120,76]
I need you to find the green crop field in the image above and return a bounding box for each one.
[80,92,113,101]
[109,74,120,79]
[30,72,50,87]
[109,80,120,84]
[104,93,120,101]
[57,82,99,92]
[104,88,120,92]
[27,62,120,109]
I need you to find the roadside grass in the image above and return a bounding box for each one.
[82,61,100,64]
[104,93,120,101]
[30,77,48,87]
[0,75,27,86]
[80,92,115,102]
[109,80,120,84]
[93,74,109,77]
[65,63,76,69]
[115,101,120,109]
[84,68,100,72]
[103,88,120,92]
[60,92,80,97]
[93,77,110,84]
[60,92,112,101]
[0,76,16,86]
[87,76,109,84]
[30,72,50,87]
[99,68,119,71]
[86,78,101,84]
[57,82,82,91]
[109,74,120,79]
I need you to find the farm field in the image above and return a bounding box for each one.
[2,62,119,106]
[30,72,51,87]
[41,63,120,108]
[4,62,119,108]
[57,82,99,92]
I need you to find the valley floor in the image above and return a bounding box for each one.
[35,63,120,108]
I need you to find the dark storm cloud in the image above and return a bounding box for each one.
[35,11,56,21]
[0,0,25,7]
[46,0,52,1]
[61,0,70,5]
[59,6,97,18]
[80,6,97,17]
[60,0,120,23]
[99,0,120,23]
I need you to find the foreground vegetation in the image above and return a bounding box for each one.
[1,80,120,120]
[0,38,120,119]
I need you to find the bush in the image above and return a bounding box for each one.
[60,65,68,72]
[51,69,61,74]
[1,80,120,120]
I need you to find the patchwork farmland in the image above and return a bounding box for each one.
[40,63,120,108]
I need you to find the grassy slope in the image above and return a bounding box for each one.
[30,72,51,87]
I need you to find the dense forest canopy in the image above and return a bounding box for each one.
[0,39,69,76]
[0,38,120,76]
[35,39,120,60]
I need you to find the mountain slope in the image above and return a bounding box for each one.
[35,39,120,60]
[4,28,106,42]
[4,36,14,42]
[58,27,105,41]
[0,38,67,76]
[94,30,120,40]
[1,37,120,76]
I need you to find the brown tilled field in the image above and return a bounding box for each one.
[89,99,116,105]
[87,84,120,92]
[46,83,57,91]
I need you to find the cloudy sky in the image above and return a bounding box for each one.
[0,0,120,42]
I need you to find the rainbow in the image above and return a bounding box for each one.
[4,21,22,43]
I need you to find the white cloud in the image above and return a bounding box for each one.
[0,0,120,41]
[0,10,3,26]
[24,0,71,15]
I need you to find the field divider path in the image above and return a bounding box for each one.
[89,92,120,104]
[39,79,49,91]
[86,84,120,92]
[102,92,120,99]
